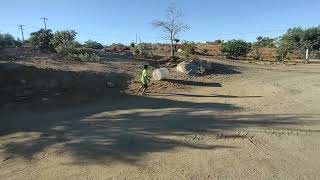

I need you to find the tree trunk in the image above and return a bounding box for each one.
[170,32,174,57]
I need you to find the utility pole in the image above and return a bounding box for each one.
[40,17,48,30]
[135,33,138,44]
[18,25,25,41]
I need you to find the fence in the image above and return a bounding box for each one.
[307,49,320,63]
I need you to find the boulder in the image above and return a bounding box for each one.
[177,48,184,53]
[176,60,212,75]
[152,68,170,81]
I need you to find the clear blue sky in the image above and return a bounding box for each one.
[1,0,319,45]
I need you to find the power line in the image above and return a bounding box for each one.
[211,29,287,37]
[40,17,48,30]
[17,25,25,41]
[136,33,138,44]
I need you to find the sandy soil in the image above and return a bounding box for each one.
[1,51,320,179]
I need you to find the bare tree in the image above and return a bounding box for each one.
[152,5,189,57]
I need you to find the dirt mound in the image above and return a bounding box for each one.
[0,62,131,110]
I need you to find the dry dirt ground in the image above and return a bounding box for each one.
[1,49,320,180]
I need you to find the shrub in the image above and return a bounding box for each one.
[0,33,17,48]
[110,43,129,52]
[255,36,276,48]
[55,46,86,55]
[50,30,77,49]
[221,40,249,59]
[83,40,104,49]
[76,52,101,62]
[29,29,54,50]
[214,39,223,44]
[201,48,209,55]
[179,41,198,61]
[251,46,262,60]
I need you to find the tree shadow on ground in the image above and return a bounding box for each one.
[1,62,319,166]
[151,92,262,98]
[163,79,222,87]
[207,61,241,74]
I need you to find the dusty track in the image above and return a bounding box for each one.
[1,58,320,179]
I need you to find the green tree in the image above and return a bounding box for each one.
[0,33,16,48]
[221,40,249,59]
[254,36,276,48]
[29,29,54,50]
[83,40,104,49]
[276,27,306,61]
[302,27,320,50]
[50,30,77,49]
[214,39,223,44]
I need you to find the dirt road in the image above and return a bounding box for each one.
[1,60,320,179]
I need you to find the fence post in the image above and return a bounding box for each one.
[305,48,309,63]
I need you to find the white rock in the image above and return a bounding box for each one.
[152,68,170,81]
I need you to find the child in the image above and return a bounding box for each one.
[138,65,150,95]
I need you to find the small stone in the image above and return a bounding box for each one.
[106,81,115,88]
[40,132,49,137]
[20,79,27,84]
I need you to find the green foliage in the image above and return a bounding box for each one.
[181,41,197,54]
[76,52,101,62]
[130,42,135,48]
[278,27,304,51]
[83,40,104,49]
[50,30,77,49]
[214,39,223,44]
[174,38,180,43]
[254,36,276,48]
[55,46,86,55]
[276,26,320,60]
[179,41,198,61]
[251,36,276,61]
[221,40,250,59]
[302,27,320,50]
[0,33,16,48]
[29,29,54,50]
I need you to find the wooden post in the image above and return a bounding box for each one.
[305,48,309,63]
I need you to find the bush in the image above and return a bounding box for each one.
[130,42,135,48]
[221,40,249,59]
[179,41,198,61]
[251,46,262,60]
[29,29,54,50]
[255,36,276,48]
[55,46,86,55]
[50,30,77,50]
[0,33,17,48]
[83,40,104,49]
[75,52,101,62]
[109,43,129,52]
